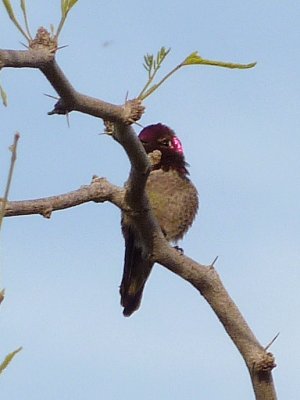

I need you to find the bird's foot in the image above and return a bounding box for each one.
[173,245,184,254]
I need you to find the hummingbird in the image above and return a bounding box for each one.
[120,123,199,316]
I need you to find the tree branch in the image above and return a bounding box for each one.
[112,123,165,255]
[154,242,277,400]
[4,177,124,218]
[0,27,277,399]
[105,125,278,399]
[0,45,144,123]
[3,171,277,400]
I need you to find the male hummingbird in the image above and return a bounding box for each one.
[120,123,198,316]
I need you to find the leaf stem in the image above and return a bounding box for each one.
[2,0,30,41]
[20,0,33,40]
[0,133,20,233]
[137,67,159,100]
[55,15,67,38]
[139,63,182,101]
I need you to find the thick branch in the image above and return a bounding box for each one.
[154,242,277,400]
[0,49,53,68]
[0,48,144,123]
[41,59,127,121]
[113,123,165,255]
[4,178,124,218]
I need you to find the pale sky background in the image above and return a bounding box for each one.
[0,1,299,399]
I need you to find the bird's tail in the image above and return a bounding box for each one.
[120,228,153,317]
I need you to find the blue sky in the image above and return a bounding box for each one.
[1,1,299,399]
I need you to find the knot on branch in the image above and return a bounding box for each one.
[253,351,277,374]
[90,176,111,202]
[30,27,57,53]
[41,206,53,219]
[103,120,115,136]
[122,99,145,124]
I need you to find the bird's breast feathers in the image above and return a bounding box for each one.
[146,169,198,242]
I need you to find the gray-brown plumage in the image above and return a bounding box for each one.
[120,123,198,316]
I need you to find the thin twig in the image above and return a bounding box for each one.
[139,63,181,101]
[0,132,20,232]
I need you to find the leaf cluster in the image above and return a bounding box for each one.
[138,48,256,101]
[1,0,78,40]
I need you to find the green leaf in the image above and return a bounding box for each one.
[61,0,65,16]
[2,0,16,20]
[157,47,170,65]
[57,0,78,37]
[0,347,22,375]
[67,0,78,11]
[182,51,202,65]
[182,51,256,69]
[0,84,8,107]
[20,0,26,14]
[62,0,78,16]
[20,0,32,40]
[2,0,30,41]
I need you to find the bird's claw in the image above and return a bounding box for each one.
[173,245,184,254]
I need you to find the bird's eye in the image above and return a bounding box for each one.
[159,139,171,147]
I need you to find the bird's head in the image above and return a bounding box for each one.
[138,123,189,174]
